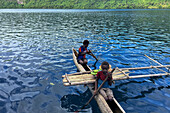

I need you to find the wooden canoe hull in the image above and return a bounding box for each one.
[72,48,125,113]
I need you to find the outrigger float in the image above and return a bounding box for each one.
[62,48,170,113]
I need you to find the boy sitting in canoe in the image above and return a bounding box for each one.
[77,40,90,65]
[94,61,114,101]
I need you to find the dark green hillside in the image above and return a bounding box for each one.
[0,0,170,9]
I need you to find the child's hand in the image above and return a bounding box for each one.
[94,90,97,95]
[107,72,112,78]
[86,50,90,54]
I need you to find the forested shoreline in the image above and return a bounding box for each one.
[0,0,170,9]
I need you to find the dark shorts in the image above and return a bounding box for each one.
[77,58,87,64]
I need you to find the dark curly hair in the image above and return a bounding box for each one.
[83,40,89,45]
[101,61,109,69]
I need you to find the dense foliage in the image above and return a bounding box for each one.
[0,0,170,9]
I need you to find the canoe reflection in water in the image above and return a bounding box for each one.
[60,88,101,112]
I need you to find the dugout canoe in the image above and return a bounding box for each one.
[72,48,125,113]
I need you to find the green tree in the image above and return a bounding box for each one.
[0,0,170,9]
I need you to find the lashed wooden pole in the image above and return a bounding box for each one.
[121,65,170,70]
[63,65,170,78]
[65,73,71,85]
[145,54,170,71]
[117,68,129,78]
[63,72,170,86]
[62,71,92,77]
[112,73,170,81]
[154,67,168,74]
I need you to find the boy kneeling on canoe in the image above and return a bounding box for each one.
[77,40,90,65]
[94,61,114,101]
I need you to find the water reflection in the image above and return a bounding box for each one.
[61,88,100,113]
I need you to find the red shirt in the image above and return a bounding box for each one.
[96,71,112,81]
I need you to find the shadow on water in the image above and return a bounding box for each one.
[114,76,170,103]
[114,85,170,104]
[61,88,101,113]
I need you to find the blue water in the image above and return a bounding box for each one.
[0,9,169,113]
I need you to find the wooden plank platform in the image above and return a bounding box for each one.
[63,69,129,86]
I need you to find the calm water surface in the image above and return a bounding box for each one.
[0,9,169,113]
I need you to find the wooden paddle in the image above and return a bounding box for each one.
[88,50,98,61]
[75,68,115,113]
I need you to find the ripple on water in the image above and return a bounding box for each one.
[10,91,40,102]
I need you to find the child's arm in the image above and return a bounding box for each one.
[108,79,113,86]
[108,72,114,86]
[94,77,98,94]
[94,77,99,94]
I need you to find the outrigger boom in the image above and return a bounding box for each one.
[120,65,170,70]
[63,65,170,86]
